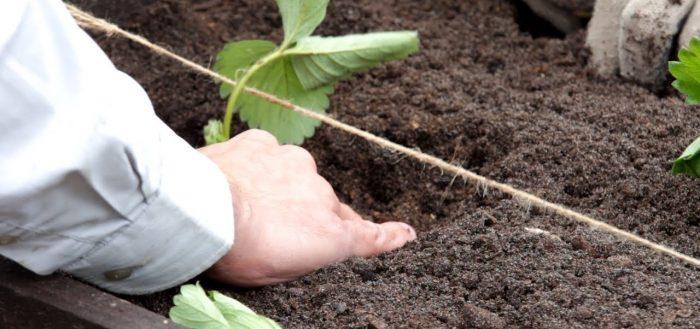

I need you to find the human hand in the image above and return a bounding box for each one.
[198,129,417,287]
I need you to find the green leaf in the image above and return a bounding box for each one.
[170,286,283,329]
[673,136,700,177]
[209,292,282,329]
[203,119,228,145]
[237,56,332,144]
[276,0,329,45]
[670,37,700,105]
[169,283,229,329]
[284,31,419,90]
[213,38,330,144]
[214,40,277,98]
[209,291,255,315]
[224,311,282,329]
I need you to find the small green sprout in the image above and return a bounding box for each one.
[669,37,700,177]
[169,283,282,329]
[206,0,420,145]
[203,119,227,145]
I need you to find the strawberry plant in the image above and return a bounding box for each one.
[669,37,700,177]
[169,283,282,329]
[204,0,419,145]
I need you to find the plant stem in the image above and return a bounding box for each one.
[223,49,285,138]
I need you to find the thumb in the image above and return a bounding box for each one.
[345,219,417,257]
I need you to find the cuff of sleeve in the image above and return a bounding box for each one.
[62,122,234,295]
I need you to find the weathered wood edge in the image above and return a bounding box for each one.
[0,258,182,329]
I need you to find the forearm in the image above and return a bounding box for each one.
[0,0,233,294]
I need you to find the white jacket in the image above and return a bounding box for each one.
[0,0,234,294]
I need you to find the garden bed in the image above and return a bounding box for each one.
[81,0,698,327]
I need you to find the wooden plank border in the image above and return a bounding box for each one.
[0,259,181,329]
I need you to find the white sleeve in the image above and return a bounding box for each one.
[0,0,234,294]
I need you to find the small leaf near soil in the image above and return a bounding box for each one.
[169,283,229,329]
[672,135,700,177]
[170,283,282,329]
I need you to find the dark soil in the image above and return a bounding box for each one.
[78,0,699,327]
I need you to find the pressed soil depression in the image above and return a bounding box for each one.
[76,0,700,327]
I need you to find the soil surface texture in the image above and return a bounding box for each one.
[76,0,699,327]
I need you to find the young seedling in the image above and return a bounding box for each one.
[169,283,282,329]
[669,37,700,177]
[205,0,420,145]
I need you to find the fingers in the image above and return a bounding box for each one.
[197,142,228,156]
[277,144,317,172]
[346,219,417,258]
[619,0,695,88]
[337,203,363,221]
[201,129,278,157]
[336,203,416,257]
[232,130,317,172]
[586,0,631,77]
[232,129,279,146]
[679,2,700,48]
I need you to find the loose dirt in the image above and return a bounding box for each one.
[78,0,699,327]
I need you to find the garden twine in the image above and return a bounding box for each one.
[67,4,700,268]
